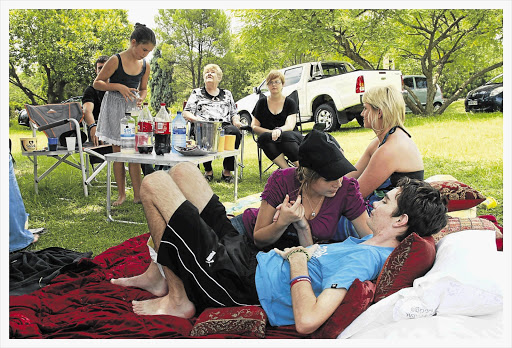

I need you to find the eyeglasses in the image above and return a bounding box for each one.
[268,80,282,86]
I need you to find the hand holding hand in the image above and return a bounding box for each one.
[278,195,304,225]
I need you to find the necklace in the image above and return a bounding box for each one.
[305,192,324,219]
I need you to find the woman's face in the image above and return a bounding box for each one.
[204,69,221,87]
[310,176,343,198]
[131,40,155,60]
[267,77,283,94]
[361,102,379,129]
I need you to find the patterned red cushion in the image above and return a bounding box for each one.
[374,233,436,302]
[190,306,267,338]
[432,217,503,244]
[312,279,375,339]
[429,180,485,212]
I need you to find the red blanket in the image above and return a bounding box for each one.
[9,233,308,339]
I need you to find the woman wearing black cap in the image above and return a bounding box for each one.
[230,130,372,251]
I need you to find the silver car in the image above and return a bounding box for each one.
[403,75,444,112]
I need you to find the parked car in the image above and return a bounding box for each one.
[236,61,403,132]
[403,75,444,112]
[18,96,83,127]
[465,74,503,112]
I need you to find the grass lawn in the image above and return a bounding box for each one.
[8,100,503,257]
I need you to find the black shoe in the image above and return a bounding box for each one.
[221,173,234,183]
[204,173,214,182]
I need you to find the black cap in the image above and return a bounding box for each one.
[299,130,356,180]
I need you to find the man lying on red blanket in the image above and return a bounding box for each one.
[111,162,447,334]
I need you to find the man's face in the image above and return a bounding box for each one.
[367,188,400,234]
[95,62,104,75]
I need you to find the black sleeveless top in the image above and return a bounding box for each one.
[379,126,424,186]
[109,53,146,89]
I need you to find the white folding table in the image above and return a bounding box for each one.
[105,149,240,223]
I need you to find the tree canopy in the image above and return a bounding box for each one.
[233,8,503,115]
[9,9,131,104]
[155,9,231,104]
[8,8,503,118]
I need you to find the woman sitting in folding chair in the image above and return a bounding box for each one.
[251,70,304,169]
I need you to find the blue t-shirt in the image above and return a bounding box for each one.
[255,235,393,327]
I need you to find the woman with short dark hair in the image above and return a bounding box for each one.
[251,70,304,169]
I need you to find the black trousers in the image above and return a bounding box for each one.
[156,196,260,313]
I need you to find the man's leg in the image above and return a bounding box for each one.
[111,162,213,285]
[168,162,214,213]
[112,170,195,317]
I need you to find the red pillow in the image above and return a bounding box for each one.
[189,306,267,338]
[312,279,375,339]
[432,217,503,244]
[429,180,485,212]
[374,233,436,302]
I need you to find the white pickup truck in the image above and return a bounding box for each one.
[236,61,403,132]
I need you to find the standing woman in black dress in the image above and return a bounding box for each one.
[251,70,304,169]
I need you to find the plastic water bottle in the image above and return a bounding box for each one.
[154,103,171,155]
[130,106,141,152]
[171,111,187,153]
[136,102,153,154]
[120,112,136,154]
[126,90,140,114]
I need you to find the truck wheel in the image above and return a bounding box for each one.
[315,104,339,132]
[239,112,252,127]
[433,103,442,112]
[355,115,364,127]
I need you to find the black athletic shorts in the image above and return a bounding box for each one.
[157,195,260,313]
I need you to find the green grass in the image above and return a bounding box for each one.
[9,100,503,256]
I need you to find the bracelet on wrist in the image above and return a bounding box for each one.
[286,249,310,262]
[289,275,312,288]
[88,123,97,130]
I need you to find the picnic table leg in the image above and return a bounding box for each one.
[107,159,112,221]
[234,154,238,202]
[33,155,38,194]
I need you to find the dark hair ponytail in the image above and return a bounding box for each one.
[131,23,156,46]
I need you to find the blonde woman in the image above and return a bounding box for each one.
[337,85,424,240]
[251,70,304,169]
[183,64,242,183]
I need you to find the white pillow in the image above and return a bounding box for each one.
[393,229,503,319]
[339,229,504,339]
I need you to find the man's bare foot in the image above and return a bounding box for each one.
[112,194,126,206]
[132,295,195,318]
[111,262,168,297]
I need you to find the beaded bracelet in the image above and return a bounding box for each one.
[289,275,312,287]
[286,249,310,261]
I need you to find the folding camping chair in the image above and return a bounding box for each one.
[22,102,112,197]
[241,90,303,181]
